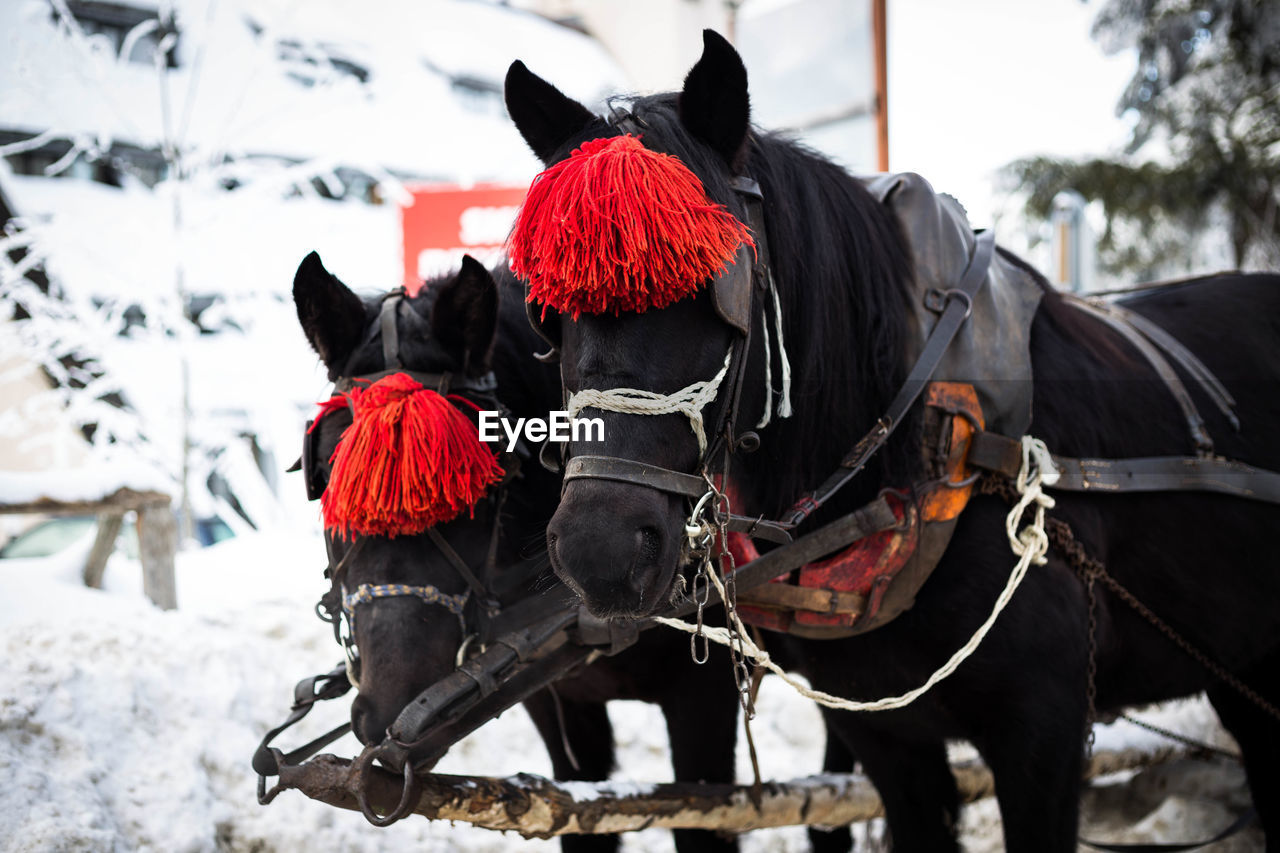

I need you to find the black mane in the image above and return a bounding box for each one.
[625,93,919,519]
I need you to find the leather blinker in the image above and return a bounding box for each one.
[711,242,754,336]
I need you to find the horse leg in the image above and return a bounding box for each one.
[524,689,620,853]
[808,720,855,852]
[661,689,740,853]
[1207,660,1280,851]
[829,717,959,852]
[971,689,1085,853]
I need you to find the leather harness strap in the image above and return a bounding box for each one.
[1064,297,1218,454]
[968,431,1280,503]
[1068,295,1239,429]
[565,455,706,498]
[563,455,794,543]
[735,581,867,616]
[961,291,1280,504]
[784,229,997,527]
[1052,454,1280,501]
[666,495,902,619]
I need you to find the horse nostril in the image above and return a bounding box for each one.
[637,526,661,565]
[350,698,372,744]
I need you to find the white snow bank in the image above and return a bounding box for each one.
[0,524,1259,852]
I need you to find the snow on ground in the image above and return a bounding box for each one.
[0,521,1262,852]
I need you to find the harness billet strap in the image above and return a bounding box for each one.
[970,439,1280,504]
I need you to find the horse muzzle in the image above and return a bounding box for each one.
[546,478,684,618]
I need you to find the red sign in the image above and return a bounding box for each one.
[400,184,528,294]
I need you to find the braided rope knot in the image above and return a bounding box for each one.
[566,348,733,458]
[1006,436,1058,566]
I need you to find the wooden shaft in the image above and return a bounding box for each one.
[272,744,1184,837]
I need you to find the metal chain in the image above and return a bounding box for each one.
[690,550,711,665]
[685,490,715,665]
[1063,530,1280,724]
[1084,570,1099,759]
[1119,713,1242,761]
[980,474,1280,743]
[682,472,757,719]
[712,483,755,719]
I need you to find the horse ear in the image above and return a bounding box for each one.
[432,255,498,375]
[505,60,596,164]
[679,30,751,171]
[293,251,366,373]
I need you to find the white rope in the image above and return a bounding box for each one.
[756,300,773,429]
[657,435,1059,712]
[755,273,794,429]
[768,272,793,418]
[567,348,733,458]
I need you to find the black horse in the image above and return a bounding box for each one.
[503,30,1280,852]
[292,252,745,852]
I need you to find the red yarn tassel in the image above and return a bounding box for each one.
[320,373,504,538]
[508,134,753,318]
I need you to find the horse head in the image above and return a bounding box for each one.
[293,251,558,750]
[507,30,915,620]
[505,32,774,619]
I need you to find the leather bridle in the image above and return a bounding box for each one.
[305,291,525,685]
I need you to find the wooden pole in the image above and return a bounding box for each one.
[872,0,889,172]
[2,487,178,609]
[137,504,178,610]
[82,511,124,589]
[271,744,1187,837]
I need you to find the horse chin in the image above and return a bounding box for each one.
[546,480,684,619]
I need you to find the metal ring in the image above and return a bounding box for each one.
[945,469,982,489]
[356,744,420,827]
[256,748,286,805]
[454,633,476,669]
[941,288,973,319]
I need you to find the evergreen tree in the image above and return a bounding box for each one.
[1004,0,1279,278]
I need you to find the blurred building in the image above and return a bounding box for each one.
[0,0,627,533]
[517,0,885,173]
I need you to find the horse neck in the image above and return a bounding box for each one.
[732,140,918,523]
[487,279,563,591]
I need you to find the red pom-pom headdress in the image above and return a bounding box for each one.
[508,134,754,318]
[313,373,504,539]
